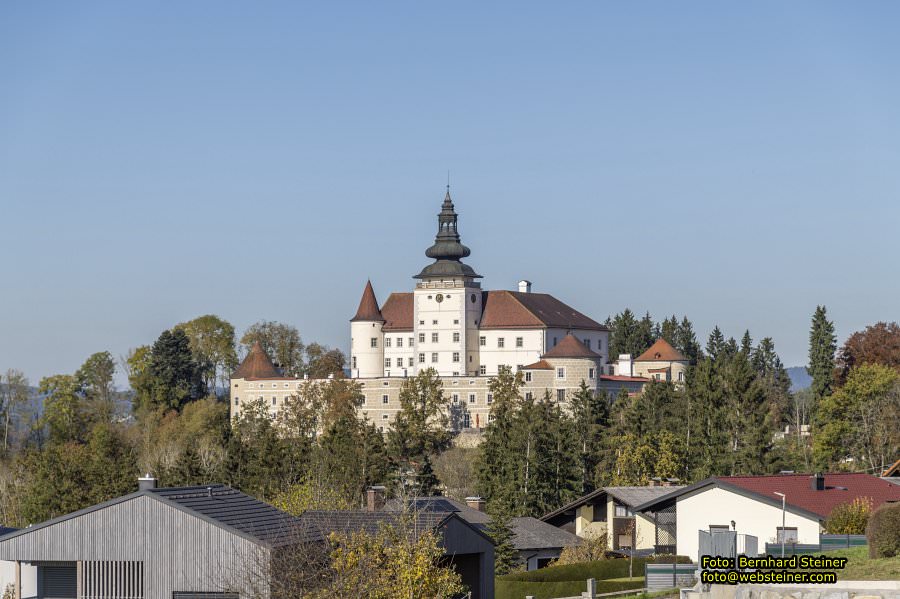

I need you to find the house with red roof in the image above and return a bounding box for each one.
[633,472,900,561]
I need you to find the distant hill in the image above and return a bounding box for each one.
[786,367,812,392]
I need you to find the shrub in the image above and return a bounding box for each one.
[826,497,873,534]
[555,533,610,565]
[866,502,900,558]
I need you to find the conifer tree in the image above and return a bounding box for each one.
[808,305,837,403]
[569,382,608,493]
[676,317,702,363]
[706,326,726,361]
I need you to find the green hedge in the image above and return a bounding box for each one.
[867,502,900,558]
[496,576,644,599]
[499,556,692,584]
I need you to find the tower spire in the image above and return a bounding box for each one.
[414,188,481,280]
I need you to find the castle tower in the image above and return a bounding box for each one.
[350,280,385,378]
[413,189,483,376]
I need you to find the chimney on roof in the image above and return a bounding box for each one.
[138,474,157,491]
[466,496,486,512]
[366,485,386,512]
[518,280,532,294]
[811,473,825,491]
[649,478,661,487]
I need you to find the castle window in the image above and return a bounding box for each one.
[516,337,523,348]
[370,338,378,348]
[463,413,471,428]
[382,395,388,404]
[479,365,486,375]
[525,372,532,382]
[272,397,277,405]
[468,394,476,404]
[408,357,414,367]
[385,338,391,348]
[432,333,439,343]
[452,371,459,376]
[479,336,486,346]
[553,337,558,346]
[419,353,425,364]
[678,371,684,382]
[453,319,459,324]
[589,368,595,379]
[431,353,438,363]
[382,414,389,420]
[234,397,239,405]
[419,333,425,343]
[557,389,566,402]
[525,392,533,400]
[409,337,415,346]
[557,367,566,379]
[487,393,493,404]
[452,352,460,362]
[396,337,403,347]
[452,394,459,403]
[432,319,438,325]
[453,332,460,343]
[419,320,424,325]
[497,338,505,348]
[352,357,357,369]
[385,358,391,368]
[396,358,403,367]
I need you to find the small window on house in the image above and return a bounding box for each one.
[396,337,403,347]
[589,368,595,379]
[557,367,565,379]
[525,372,532,382]
[488,414,495,422]
[396,358,403,367]
[408,357,414,367]
[678,371,684,382]
[479,365,486,375]
[557,388,566,402]
[516,337,523,348]
[370,338,378,348]
[385,338,391,348]
[432,332,439,343]
[382,414,389,420]
[419,333,426,343]
[452,394,459,403]
[418,353,425,364]
[234,398,240,405]
[525,391,533,400]
[431,353,438,363]
[419,320,425,325]
[352,356,357,369]
[553,337,558,346]
[272,397,277,405]
[497,337,505,348]
[409,337,415,346]
[487,393,493,404]
[454,319,459,324]
[583,338,590,347]
[453,332,460,343]
[432,319,438,325]
[597,339,603,351]
[452,352,460,362]
[382,394,389,404]
[463,413,471,428]
[384,358,391,368]
[616,505,634,518]
[479,336,486,346]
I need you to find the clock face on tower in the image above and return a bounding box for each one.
[435,293,444,303]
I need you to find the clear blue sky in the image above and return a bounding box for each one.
[2,2,898,387]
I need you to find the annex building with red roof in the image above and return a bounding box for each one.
[632,472,900,560]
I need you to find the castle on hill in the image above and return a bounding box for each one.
[230,190,688,431]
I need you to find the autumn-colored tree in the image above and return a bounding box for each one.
[175,314,238,394]
[836,322,900,386]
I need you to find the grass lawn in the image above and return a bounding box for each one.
[495,576,644,599]
[826,546,900,581]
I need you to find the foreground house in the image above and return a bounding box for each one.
[633,472,900,561]
[0,480,495,599]
[541,484,683,554]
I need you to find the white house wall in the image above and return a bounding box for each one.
[675,486,821,561]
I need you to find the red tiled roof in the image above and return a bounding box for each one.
[522,359,553,370]
[600,375,649,382]
[233,342,281,379]
[543,333,601,359]
[381,293,414,331]
[635,338,687,362]
[481,291,607,331]
[351,280,383,322]
[721,473,900,519]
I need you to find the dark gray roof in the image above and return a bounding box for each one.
[386,496,577,551]
[148,485,303,546]
[298,510,453,543]
[509,517,581,551]
[604,486,685,508]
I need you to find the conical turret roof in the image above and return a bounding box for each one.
[233,341,281,379]
[351,280,384,322]
[542,333,601,359]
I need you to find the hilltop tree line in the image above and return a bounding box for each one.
[0,309,897,529]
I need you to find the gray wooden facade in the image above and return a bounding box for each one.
[0,494,270,599]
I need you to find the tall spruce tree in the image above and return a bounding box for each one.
[569,382,609,493]
[808,305,837,403]
[148,329,203,412]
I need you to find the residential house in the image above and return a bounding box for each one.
[632,472,900,561]
[541,484,683,554]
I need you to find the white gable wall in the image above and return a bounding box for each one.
[675,486,821,561]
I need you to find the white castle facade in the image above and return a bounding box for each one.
[231,191,688,431]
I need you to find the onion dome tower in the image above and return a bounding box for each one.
[415,189,481,281]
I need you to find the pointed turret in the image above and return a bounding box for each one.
[351,280,384,322]
[414,189,481,280]
[233,341,281,379]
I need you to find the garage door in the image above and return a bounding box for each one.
[40,564,77,599]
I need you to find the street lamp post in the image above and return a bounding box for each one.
[774,492,786,558]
